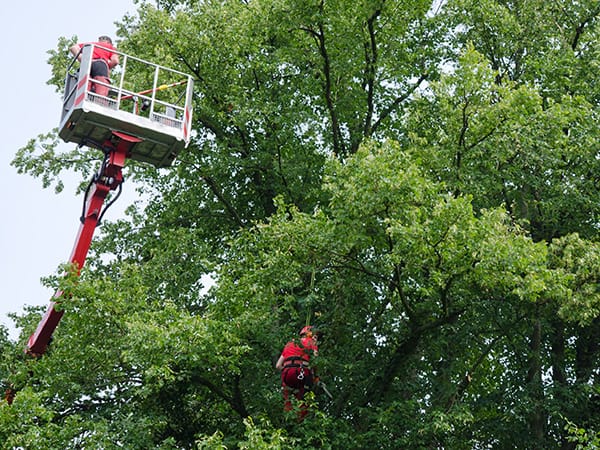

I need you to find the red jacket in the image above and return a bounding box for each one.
[280,337,318,364]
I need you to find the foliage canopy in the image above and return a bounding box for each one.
[3,0,600,448]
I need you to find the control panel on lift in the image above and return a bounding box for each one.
[59,43,194,167]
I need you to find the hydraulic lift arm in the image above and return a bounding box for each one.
[3,44,194,405]
[26,132,140,356]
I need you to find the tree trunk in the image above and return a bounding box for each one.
[526,317,545,447]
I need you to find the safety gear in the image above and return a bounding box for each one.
[300,325,313,336]
[282,365,313,389]
[283,356,309,367]
[281,364,314,418]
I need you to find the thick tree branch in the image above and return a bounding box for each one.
[445,334,502,411]
[300,5,346,157]
[371,72,428,135]
[200,173,246,228]
[360,6,382,144]
[361,308,464,407]
[190,372,249,418]
[570,4,600,51]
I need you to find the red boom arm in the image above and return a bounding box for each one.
[26,132,141,356]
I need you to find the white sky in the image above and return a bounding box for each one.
[1,1,138,341]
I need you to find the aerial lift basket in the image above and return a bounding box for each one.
[25,45,194,358]
[59,43,194,167]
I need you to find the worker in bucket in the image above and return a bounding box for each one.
[69,36,119,97]
[276,326,319,418]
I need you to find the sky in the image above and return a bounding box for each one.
[1,1,138,341]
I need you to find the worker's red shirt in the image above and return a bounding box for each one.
[80,41,116,65]
[281,337,318,364]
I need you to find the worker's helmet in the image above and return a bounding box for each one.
[300,325,314,337]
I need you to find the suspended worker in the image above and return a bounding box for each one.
[276,325,319,417]
[69,35,119,97]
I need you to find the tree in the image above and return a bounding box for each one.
[4,0,600,448]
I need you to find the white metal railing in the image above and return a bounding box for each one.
[61,43,194,148]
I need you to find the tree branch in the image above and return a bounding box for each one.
[199,173,246,228]
[359,6,382,147]
[371,72,429,135]
[361,308,464,407]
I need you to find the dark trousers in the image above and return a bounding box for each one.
[88,60,111,96]
[281,366,313,417]
[90,60,110,78]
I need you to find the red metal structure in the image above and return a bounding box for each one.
[26,133,137,355]
[25,43,194,356]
